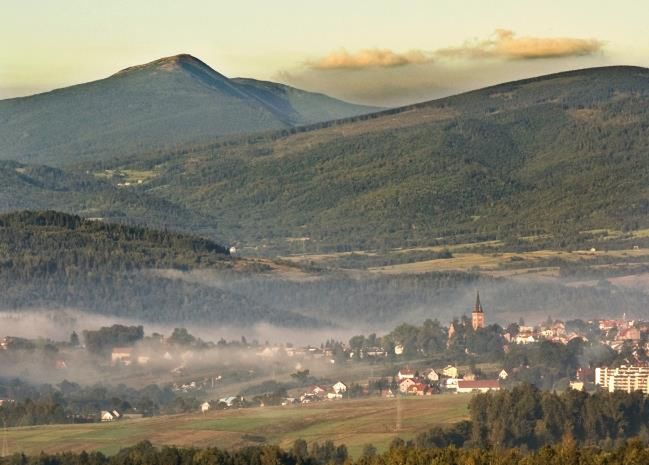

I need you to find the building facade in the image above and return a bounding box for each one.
[595,366,649,394]
[472,291,485,331]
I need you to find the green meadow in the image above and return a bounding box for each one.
[1,395,470,458]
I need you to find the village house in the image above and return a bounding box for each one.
[364,347,388,357]
[616,327,641,342]
[111,347,133,365]
[426,369,439,382]
[332,381,347,395]
[327,382,348,400]
[445,378,459,391]
[256,347,280,358]
[399,378,416,393]
[569,380,585,391]
[515,332,536,344]
[498,369,509,380]
[101,410,121,422]
[397,368,416,380]
[407,382,428,396]
[201,401,211,413]
[306,385,327,397]
[219,396,241,407]
[598,320,618,331]
[456,380,500,393]
[442,365,459,378]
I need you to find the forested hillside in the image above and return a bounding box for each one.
[0,160,221,237]
[0,211,315,326]
[93,65,649,252]
[2,66,648,253]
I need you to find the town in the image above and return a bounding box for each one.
[2,291,649,425]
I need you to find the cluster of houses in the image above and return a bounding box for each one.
[298,381,348,403]
[395,366,503,396]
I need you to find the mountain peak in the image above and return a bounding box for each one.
[114,54,212,76]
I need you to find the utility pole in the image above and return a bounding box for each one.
[395,395,402,432]
[1,417,8,458]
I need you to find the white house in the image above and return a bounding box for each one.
[445,378,459,391]
[332,381,347,394]
[498,369,509,380]
[201,402,211,413]
[219,396,240,407]
[397,368,416,380]
[111,347,133,365]
[515,334,536,344]
[101,410,121,422]
[399,378,416,393]
[426,370,439,382]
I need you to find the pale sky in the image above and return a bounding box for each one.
[2,0,648,105]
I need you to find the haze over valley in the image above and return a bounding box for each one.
[4,3,649,461]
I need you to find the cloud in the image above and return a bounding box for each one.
[307,48,433,70]
[436,29,603,60]
[282,30,607,106]
[305,30,603,73]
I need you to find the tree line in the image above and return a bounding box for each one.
[5,436,649,465]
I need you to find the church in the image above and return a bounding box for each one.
[472,291,485,330]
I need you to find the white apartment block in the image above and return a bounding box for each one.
[595,366,649,394]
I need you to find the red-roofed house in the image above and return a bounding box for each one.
[456,380,500,393]
[407,383,429,396]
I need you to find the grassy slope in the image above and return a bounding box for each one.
[1,396,469,457]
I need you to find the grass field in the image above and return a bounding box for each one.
[1,395,470,458]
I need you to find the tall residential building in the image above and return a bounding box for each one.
[595,366,649,394]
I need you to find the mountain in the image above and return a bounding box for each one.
[2,66,649,253]
[81,65,649,252]
[0,54,378,166]
[0,211,319,327]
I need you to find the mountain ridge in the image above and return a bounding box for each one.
[0,54,378,166]
[1,65,649,252]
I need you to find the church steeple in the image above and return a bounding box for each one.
[474,291,484,314]
[472,290,485,330]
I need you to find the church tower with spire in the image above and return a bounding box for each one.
[472,291,485,331]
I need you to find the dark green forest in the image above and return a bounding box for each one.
[1,67,649,253]
[6,435,649,465]
[91,66,649,252]
[0,211,315,326]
